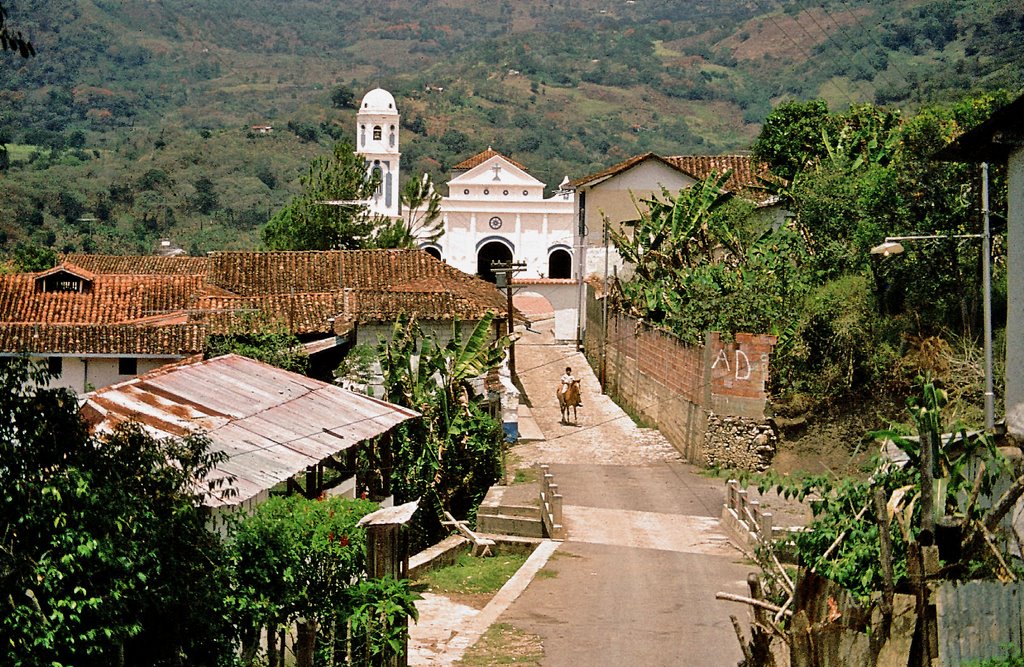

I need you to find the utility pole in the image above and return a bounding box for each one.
[492,260,526,377]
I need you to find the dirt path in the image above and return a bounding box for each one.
[409,319,755,666]
[497,320,752,666]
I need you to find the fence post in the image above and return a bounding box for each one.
[759,511,773,542]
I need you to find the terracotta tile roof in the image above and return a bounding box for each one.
[569,152,783,205]
[1,250,511,356]
[351,290,507,324]
[37,262,98,282]
[0,323,206,355]
[206,250,508,319]
[663,155,781,204]
[192,292,351,335]
[61,254,210,275]
[0,273,206,324]
[452,147,528,171]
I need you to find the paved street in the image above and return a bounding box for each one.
[497,320,753,666]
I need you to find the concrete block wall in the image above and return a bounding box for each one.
[585,288,777,469]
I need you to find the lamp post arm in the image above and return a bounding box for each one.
[883,234,983,242]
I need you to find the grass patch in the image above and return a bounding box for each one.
[417,553,528,596]
[457,623,543,666]
[5,144,40,161]
[513,466,539,485]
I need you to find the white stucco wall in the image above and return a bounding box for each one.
[1006,148,1024,438]
[577,161,695,279]
[436,198,575,279]
[515,283,579,343]
[28,355,181,394]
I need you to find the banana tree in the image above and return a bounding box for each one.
[372,312,509,543]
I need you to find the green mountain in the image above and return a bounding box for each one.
[0,0,1021,256]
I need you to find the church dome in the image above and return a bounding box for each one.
[360,88,397,113]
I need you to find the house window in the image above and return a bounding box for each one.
[47,356,63,376]
[373,126,382,141]
[118,358,138,376]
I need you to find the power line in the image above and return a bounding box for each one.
[831,0,915,89]
[744,0,861,109]
[789,0,905,101]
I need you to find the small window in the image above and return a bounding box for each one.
[47,356,63,376]
[483,188,489,195]
[373,125,382,140]
[118,358,138,376]
[463,189,470,195]
[523,189,529,196]
[503,190,509,196]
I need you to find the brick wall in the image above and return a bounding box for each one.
[585,288,777,469]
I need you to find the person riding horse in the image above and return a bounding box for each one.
[558,366,582,423]
[559,367,576,398]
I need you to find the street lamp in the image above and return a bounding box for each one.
[871,163,995,431]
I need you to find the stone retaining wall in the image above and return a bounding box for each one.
[584,287,777,470]
[704,413,777,471]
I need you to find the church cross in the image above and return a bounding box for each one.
[492,164,502,181]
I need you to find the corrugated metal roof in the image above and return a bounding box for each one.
[82,354,419,508]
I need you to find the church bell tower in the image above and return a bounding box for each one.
[356,88,401,218]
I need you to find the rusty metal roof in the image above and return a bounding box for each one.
[81,354,419,508]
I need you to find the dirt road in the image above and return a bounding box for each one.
[496,322,753,666]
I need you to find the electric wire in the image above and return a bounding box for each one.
[743,0,862,108]
[789,0,904,101]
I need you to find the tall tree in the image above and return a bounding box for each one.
[375,172,444,249]
[373,313,508,543]
[0,1,34,58]
[261,141,392,251]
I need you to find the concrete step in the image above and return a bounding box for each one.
[479,502,539,519]
[477,512,546,539]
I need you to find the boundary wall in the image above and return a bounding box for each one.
[584,287,777,470]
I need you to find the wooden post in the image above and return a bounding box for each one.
[358,501,420,667]
[759,511,773,543]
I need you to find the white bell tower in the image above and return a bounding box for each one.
[356,88,401,218]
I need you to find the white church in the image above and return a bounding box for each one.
[355,88,580,341]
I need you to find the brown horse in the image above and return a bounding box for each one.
[558,379,581,424]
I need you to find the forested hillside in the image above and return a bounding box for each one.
[0,0,1021,257]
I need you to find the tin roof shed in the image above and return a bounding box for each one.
[81,354,419,508]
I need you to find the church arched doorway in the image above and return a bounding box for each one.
[548,248,572,279]
[421,244,442,260]
[476,240,513,283]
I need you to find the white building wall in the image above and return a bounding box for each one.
[26,355,181,394]
[576,162,695,279]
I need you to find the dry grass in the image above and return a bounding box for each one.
[456,623,544,666]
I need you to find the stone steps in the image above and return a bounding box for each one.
[477,484,545,538]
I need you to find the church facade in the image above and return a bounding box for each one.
[425,148,575,283]
[354,88,579,341]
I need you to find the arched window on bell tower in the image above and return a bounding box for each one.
[372,163,383,197]
[373,126,382,141]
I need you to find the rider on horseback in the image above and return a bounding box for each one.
[559,367,580,405]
